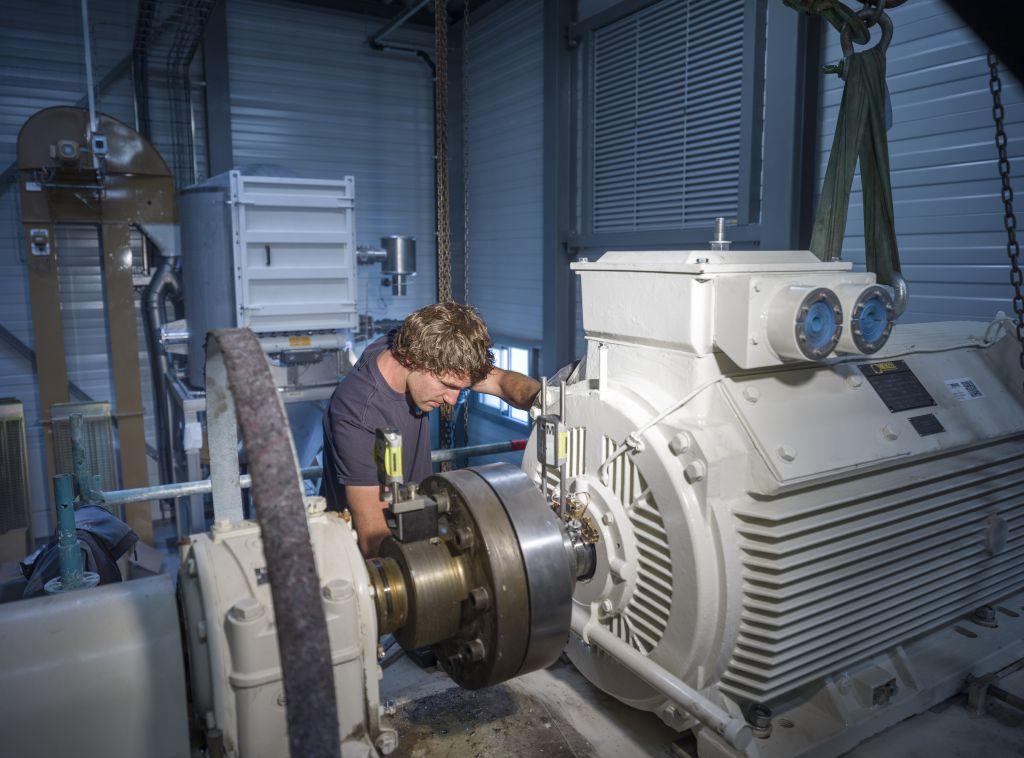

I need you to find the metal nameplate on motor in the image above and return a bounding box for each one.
[909,414,945,437]
[858,360,937,413]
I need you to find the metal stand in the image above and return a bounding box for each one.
[965,657,1024,715]
[168,374,207,538]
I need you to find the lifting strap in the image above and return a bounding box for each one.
[811,45,901,286]
[810,45,902,286]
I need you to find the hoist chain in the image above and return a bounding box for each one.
[461,0,471,446]
[436,0,455,465]
[435,0,453,306]
[987,51,1024,392]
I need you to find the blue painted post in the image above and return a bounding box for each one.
[54,474,85,590]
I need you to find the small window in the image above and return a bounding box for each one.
[477,345,532,424]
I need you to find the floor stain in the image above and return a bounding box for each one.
[391,683,595,757]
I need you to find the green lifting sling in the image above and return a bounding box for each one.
[810,45,902,288]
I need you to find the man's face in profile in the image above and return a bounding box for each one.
[406,369,471,413]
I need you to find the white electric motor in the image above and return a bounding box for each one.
[527,250,1024,758]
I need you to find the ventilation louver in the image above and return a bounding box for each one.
[0,399,30,534]
[50,402,118,494]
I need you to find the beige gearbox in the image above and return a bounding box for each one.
[178,499,396,757]
[177,463,590,758]
[526,250,1024,758]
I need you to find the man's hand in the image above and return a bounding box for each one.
[345,485,392,557]
[471,366,541,410]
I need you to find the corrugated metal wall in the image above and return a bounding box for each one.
[0,0,197,539]
[459,0,544,457]
[817,0,1024,322]
[226,0,437,321]
[463,0,544,342]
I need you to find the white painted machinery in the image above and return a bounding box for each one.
[526,248,1024,757]
[179,170,361,400]
[1,248,1022,758]
[0,328,593,758]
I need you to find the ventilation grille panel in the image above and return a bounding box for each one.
[50,402,118,493]
[0,399,30,533]
[601,435,673,655]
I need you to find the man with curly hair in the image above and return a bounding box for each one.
[323,302,539,557]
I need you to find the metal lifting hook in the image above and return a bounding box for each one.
[822,6,895,80]
[841,7,894,57]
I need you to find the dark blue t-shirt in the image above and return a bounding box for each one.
[322,334,432,510]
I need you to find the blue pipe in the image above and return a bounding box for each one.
[54,474,85,590]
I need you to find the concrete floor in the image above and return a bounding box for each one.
[381,656,1024,758]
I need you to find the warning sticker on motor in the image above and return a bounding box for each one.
[945,377,984,401]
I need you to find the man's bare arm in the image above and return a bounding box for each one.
[471,366,540,410]
[346,485,392,558]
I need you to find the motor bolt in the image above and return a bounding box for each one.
[748,703,773,739]
[469,586,490,611]
[972,604,998,628]
[463,638,486,663]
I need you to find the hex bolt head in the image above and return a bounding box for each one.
[972,604,998,628]
[609,557,634,584]
[601,512,614,526]
[846,374,863,388]
[469,586,491,611]
[212,518,232,533]
[323,579,354,602]
[375,730,398,755]
[882,424,900,441]
[599,598,614,616]
[669,431,692,456]
[463,638,487,663]
[748,704,773,739]
[229,597,265,623]
[743,386,760,404]
[777,445,797,463]
[684,460,706,483]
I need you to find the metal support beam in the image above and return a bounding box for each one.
[542,0,578,376]
[370,0,431,46]
[202,0,234,176]
[23,223,68,526]
[101,223,153,544]
[205,336,245,523]
[760,5,819,249]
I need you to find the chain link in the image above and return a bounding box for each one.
[435,0,453,306]
[436,0,455,464]
[461,0,471,447]
[987,52,1024,392]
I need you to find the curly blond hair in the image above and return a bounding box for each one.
[390,303,494,385]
